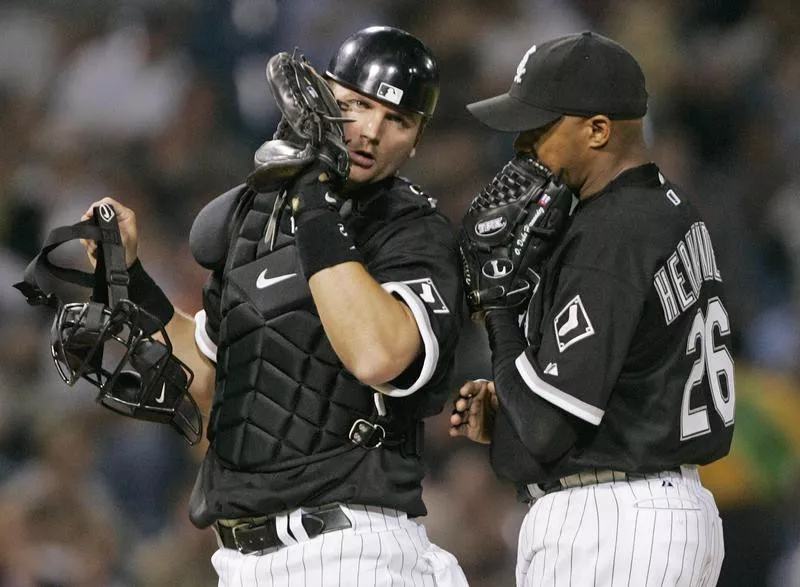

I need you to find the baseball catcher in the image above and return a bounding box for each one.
[23,28,470,585]
[459,155,576,317]
[182,27,470,584]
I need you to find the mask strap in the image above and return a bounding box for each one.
[13,204,129,309]
[92,204,129,307]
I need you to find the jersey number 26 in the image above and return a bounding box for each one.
[681,297,735,440]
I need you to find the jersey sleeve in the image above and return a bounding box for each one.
[366,213,463,397]
[194,270,223,363]
[515,263,645,425]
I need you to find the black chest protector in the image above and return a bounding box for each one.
[193,180,433,473]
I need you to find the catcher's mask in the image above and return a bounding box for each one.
[14,205,202,444]
[326,26,440,118]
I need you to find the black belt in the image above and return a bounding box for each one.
[214,506,352,554]
[521,468,683,503]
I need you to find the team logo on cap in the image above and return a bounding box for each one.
[377,82,404,105]
[514,45,537,84]
[554,294,595,352]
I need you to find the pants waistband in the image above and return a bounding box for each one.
[523,466,694,503]
[213,504,352,554]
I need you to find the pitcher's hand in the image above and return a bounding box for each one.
[449,379,498,444]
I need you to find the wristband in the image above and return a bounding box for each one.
[127,259,175,326]
[294,210,363,278]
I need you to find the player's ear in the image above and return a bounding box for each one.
[587,115,611,149]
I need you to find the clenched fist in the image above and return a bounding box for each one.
[81,197,139,268]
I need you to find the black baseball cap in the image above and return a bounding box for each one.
[467,31,648,132]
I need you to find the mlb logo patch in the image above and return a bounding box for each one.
[377,82,404,105]
[554,294,595,352]
[402,278,449,313]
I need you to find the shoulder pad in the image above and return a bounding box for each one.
[189,184,248,270]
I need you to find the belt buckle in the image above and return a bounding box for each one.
[349,419,385,449]
[230,521,256,554]
[526,483,547,502]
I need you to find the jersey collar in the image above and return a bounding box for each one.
[577,162,660,209]
[599,161,661,193]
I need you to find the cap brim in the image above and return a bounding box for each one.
[466,94,562,132]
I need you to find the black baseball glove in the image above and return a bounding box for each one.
[459,155,576,317]
[247,51,351,192]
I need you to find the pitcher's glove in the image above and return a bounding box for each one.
[459,155,576,317]
[247,51,351,192]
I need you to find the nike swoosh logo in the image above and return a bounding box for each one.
[324,192,338,205]
[155,382,166,404]
[256,269,297,289]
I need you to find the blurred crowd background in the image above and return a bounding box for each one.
[1,0,800,585]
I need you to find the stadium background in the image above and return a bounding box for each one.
[1,0,799,585]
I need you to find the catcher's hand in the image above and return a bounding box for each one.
[287,162,346,222]
[459,155,576,317]
[247,51,351,193]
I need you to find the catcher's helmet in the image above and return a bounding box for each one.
[326,26,440,118]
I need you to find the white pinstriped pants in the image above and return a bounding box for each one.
[211,504,469,587]
[516,466,724,587]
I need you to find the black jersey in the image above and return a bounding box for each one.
[189,175,463,525]
[516,163,734,479]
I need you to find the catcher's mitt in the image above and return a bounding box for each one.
[459,156,576,316]
[247,51,351,192]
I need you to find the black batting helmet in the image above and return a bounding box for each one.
[326,26,440,118]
